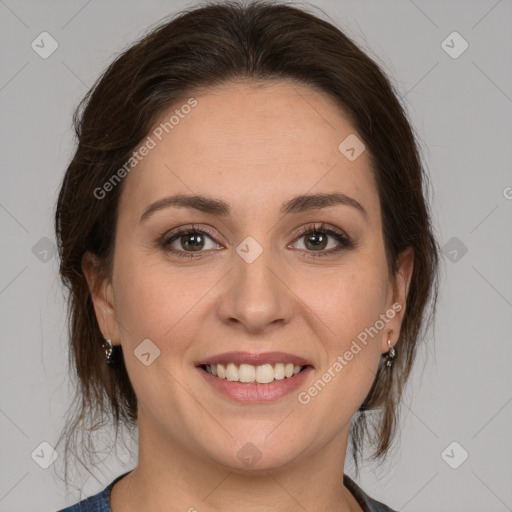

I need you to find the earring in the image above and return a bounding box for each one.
[385,337,396,367]
[102,338,117,367]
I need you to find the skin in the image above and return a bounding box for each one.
[83,80,414,512]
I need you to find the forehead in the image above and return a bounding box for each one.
[119,80,379,223]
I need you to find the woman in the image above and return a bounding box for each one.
[54,1,439,511]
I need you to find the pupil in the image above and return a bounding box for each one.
[306,232,326,250]
[183,232,203,251]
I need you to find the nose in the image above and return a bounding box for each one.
[217,241,295,333]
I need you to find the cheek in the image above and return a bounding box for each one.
[293,255,390,408]
[299,259,389,339]
[112,251,177,341]
[297,266,388,420]
[111,256,195,408]
[113,250,215,350]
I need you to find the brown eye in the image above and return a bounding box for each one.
[302,231,329,251]
[176,231,206,251]
[290,223,354,257]
[161,227,222,258]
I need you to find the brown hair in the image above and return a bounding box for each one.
[54,0,439,487]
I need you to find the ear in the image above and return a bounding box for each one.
[383,246,414,351]
[81,251,121,346]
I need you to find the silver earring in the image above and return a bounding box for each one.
[385,338,396,367]
[102,338,115,367]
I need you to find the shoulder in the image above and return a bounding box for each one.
[364,494,398,512]
[55,487,110,512]
[55,478,117,512]
[56,470,133,512]
[344,474,398,512]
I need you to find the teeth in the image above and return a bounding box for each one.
[226,362,238,382]
[205,363,304,383]
[239,363,255,383]
[274,363,285,380]
[256,364,274,384]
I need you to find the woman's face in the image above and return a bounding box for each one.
[86,80,413,471]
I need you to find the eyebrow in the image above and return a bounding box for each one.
[139,192,367,223]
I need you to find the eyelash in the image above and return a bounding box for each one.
[159,222,354,259]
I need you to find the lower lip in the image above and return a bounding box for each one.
[197,366,313,402]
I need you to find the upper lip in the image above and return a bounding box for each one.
[197,351,313,368]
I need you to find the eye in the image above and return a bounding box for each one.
[160,225,222,258]
[159,222,354,259]
[289,223,354,257]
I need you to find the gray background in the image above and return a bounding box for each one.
[1,0,511,511]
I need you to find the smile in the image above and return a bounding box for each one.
[202,362,304,384]
[197,364,313,402]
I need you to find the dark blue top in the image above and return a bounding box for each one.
[57,471,397,511]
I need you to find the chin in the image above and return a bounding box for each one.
[204,438,305,474]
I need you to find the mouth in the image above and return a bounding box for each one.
[195,351,314,401]
[198,362,312,384]
[196,351,313,384]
